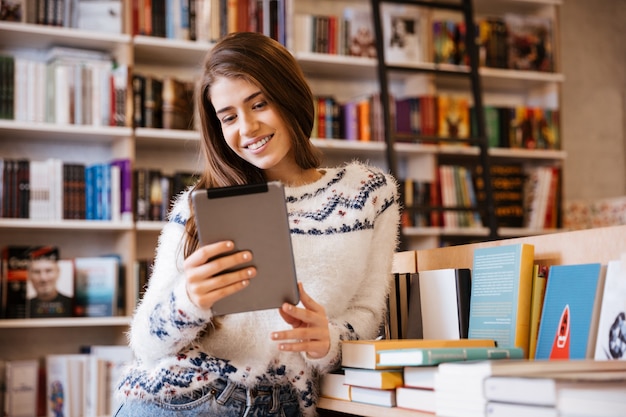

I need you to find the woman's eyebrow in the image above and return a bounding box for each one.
[215,91,263,115]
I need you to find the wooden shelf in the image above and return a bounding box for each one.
[318,398,431,417]
[0,316,131,329]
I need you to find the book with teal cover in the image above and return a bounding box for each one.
[468,243,535,356]
[535,263,603,360]
[377,346,524,367]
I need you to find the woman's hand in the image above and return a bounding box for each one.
[272,283,331,359]
[184,240,257,310]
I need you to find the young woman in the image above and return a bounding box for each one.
[116,31,400,417]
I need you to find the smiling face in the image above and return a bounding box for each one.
[29,258,60,301]
[210,76,301,183]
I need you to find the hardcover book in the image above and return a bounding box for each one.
[528,264,549,359]
[468,243,535,357]
[396,386,436,413]
[341,338,497,370]
[2,245,60,318]
[320,371,351,401]
[594,258,626,360]
[350,385,396,407]
[483,369,626,407]
[27,256,74,318]
[406,268,471,339]
[74,256,119,317]
[343,368,403,390]
[377,346,524,367]
[4,359,38,417]
[381,3,426,64]
[535,263,605,359]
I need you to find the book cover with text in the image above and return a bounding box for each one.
[468,243,535,356]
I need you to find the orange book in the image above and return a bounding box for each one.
[357,98,371,142]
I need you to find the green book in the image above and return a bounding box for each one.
[377,346,524,367]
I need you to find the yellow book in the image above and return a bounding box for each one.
[341,338,497,370]
[528,264,548,359]
[343,368,404,390]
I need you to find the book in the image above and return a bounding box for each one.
[558,383,626,417]
[341,338,497,370]
[406,268,471,339]
[2,245,63,318]
[504,13,554,72]
[350,386,396,407]
[320,371,351,401]
[528,264,549,359]
[343,6,376,58]
[80,344,133,415]
[594,258,626,360]
[3,359,38,417]
[468,243,535,357]
[483,370,626,407]
[46,354,73,417]
[395,386,436,413]
[343,368,403,390]
[486,401,558,417]
[535,263,605,359]
[381,3,426,64]
[435,359,626,417]
[385,270,413,339]
[74,256,120,317]
[403,365,438,389]
[27,256,74,318]
[377,346,524,367]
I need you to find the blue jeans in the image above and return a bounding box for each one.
[114,378,302,417]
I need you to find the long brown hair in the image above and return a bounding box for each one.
[184,32,321,257]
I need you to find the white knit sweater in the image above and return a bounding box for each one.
[118,161,400,416]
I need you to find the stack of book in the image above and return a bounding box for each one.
[435,359,626,417]
[322,338,524,411]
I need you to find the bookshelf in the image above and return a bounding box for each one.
[1,0,567,405]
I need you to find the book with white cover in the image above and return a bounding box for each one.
[396,386,436,413]
[381,3,427,64]
[4,360,38,417]
[594,257,626,360]
[406,268,471,339]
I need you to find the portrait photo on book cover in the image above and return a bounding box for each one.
[383,5,424,64]
[26,247,74,318]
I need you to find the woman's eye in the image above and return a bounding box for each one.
[253,101,267,110]
[221,114,236,124]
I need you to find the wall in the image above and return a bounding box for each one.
[560,0,626,200]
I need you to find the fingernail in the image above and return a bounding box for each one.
[242,252,250,260]
[241,280,249,287]
[272,332,279,339]
[226,241,234,248]
[247,268,254,277]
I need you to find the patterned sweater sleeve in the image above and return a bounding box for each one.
[128,192,213,366]
[305,171,401,372]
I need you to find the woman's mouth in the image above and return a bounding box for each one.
[246,134,273,150]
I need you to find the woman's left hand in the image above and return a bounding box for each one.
[272,282,330,359]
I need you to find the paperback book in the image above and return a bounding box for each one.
[468,243,535,356]
[535,263,605,359]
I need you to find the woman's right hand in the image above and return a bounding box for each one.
[183,240,257,310]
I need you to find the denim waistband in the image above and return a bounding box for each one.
[182,378,296,414]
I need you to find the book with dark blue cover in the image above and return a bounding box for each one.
[535,262,603,360]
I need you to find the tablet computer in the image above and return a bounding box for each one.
[191,181,299,316]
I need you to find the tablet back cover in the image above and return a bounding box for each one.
[191,182,299,315]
